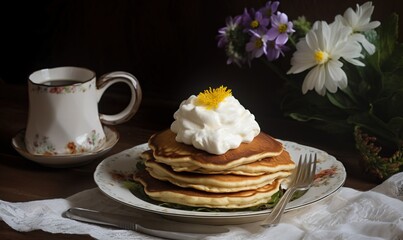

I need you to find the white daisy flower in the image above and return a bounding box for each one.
[336,1,381,54]
[287,20,364,95]
[339,1,380,32]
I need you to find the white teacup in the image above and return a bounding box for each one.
[25,66,142,156]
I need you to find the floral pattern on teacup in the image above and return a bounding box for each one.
[32,134,57,155]
[31,83,93,94]
[32,129,105,155]
[66,130,106,154]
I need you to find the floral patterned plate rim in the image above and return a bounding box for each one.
[94,140,346,224]
[12,125,119,168]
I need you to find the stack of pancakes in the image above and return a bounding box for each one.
[134,129,295,209]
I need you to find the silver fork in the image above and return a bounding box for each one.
[260,153,317,227]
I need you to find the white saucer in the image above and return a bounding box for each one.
[12,126,119,168]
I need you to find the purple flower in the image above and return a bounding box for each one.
[217,16,242,48]
[266,40,287,61]
[216,0,292,66]
[217,15,251,66]
[240,8,253,27]
[241,8,269,32]
[259,1,280,19]
[246,30,269,59]
[267,12,295,45]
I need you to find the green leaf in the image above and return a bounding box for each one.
[288,112,352,134]
[378,13,399,65]
[326,86,365,112]
[363,29,383,72]
[281,89,353,135]
[282,91,346,118]
[363,14,400,74]
[382,43,403,73]
[356,61,383,101]
[342,57,382,102]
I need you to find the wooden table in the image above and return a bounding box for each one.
[0,83,380,240]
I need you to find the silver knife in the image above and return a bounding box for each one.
[65,207,228,240]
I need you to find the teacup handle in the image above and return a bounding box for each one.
[96,71,142,125]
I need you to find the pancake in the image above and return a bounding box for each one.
[145,159,291,193]
[134,169,283,209]
[140,150,154,160]
[141,149,295,176]
[149,129,283,171]
[192,150,295,176]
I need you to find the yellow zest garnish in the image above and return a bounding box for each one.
[196,86,232,110]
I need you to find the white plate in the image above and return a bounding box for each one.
[94,140,346,225]
[12,126,119,168]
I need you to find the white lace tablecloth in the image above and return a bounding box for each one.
[1,172,402,240]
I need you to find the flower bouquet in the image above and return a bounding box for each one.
[217,1,403,180]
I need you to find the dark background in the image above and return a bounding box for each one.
[1,0,402,128]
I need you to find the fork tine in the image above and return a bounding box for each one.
[307,154,313,181]
[305,154,315,183]
[306,154,311,178]
[301,154,309,182]
[292,155,303,184]
[310,153,317,181]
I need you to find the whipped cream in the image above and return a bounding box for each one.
[170,94,260,155]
